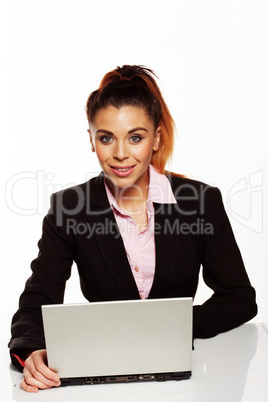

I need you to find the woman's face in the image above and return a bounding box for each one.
[89,105,161,194]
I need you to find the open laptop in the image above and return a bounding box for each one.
[41,297,192,386]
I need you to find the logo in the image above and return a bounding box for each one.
[227,170,263,233]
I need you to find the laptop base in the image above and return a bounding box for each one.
[60,371,191,386]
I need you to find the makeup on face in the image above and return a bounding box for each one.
[89,106,160,197]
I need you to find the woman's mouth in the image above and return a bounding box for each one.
[109,165,136,177]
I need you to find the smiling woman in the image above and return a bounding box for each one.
[9,65,257,393]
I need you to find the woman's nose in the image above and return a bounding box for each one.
[113,141,128,160]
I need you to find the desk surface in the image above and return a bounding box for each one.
[1,322,268,402]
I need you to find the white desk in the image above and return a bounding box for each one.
[1,322,267,402]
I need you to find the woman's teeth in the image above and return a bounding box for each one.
[117,167,131,171]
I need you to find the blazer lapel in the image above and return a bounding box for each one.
[87,173,140,299]
[148,203,181,298]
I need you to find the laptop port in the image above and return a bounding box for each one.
[85,377,100,384]
[92,378,100,384]
[138,374,155,381]
[107,377,116,382]
[126,376,137,382]
[155,373,173,381]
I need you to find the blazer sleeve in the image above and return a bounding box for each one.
[8,193,75,368]
[193,187,257,338]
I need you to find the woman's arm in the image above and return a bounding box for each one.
[8,193,75,370]
[193,186,257,338]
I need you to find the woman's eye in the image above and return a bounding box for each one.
[130,135,142,143]
[100,135,112,144]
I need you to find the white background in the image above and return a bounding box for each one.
[1,0,267,342]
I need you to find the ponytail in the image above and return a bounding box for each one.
[86,65,175,173]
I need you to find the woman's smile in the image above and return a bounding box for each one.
[109,164,136,177]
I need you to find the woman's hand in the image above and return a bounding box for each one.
[20,349,61,392]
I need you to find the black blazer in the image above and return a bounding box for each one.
[9,172,257,369]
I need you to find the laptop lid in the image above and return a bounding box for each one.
[41,298,192,384]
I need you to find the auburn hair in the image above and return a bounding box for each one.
[85,65,175,173]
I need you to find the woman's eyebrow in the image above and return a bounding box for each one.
[128,127,148,134]
[96,127,148,135]
[96,129,114,135]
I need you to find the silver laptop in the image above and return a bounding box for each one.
[41,297,192,386]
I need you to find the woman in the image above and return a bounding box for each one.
[9,65,257,392]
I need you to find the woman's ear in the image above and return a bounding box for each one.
[153,127,161,151]
[88,129,95,152]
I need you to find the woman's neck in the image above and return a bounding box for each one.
[106,170,150,214]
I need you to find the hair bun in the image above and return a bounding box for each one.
[119,76,132,81]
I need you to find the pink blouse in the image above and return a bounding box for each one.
[104,165,176,299]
